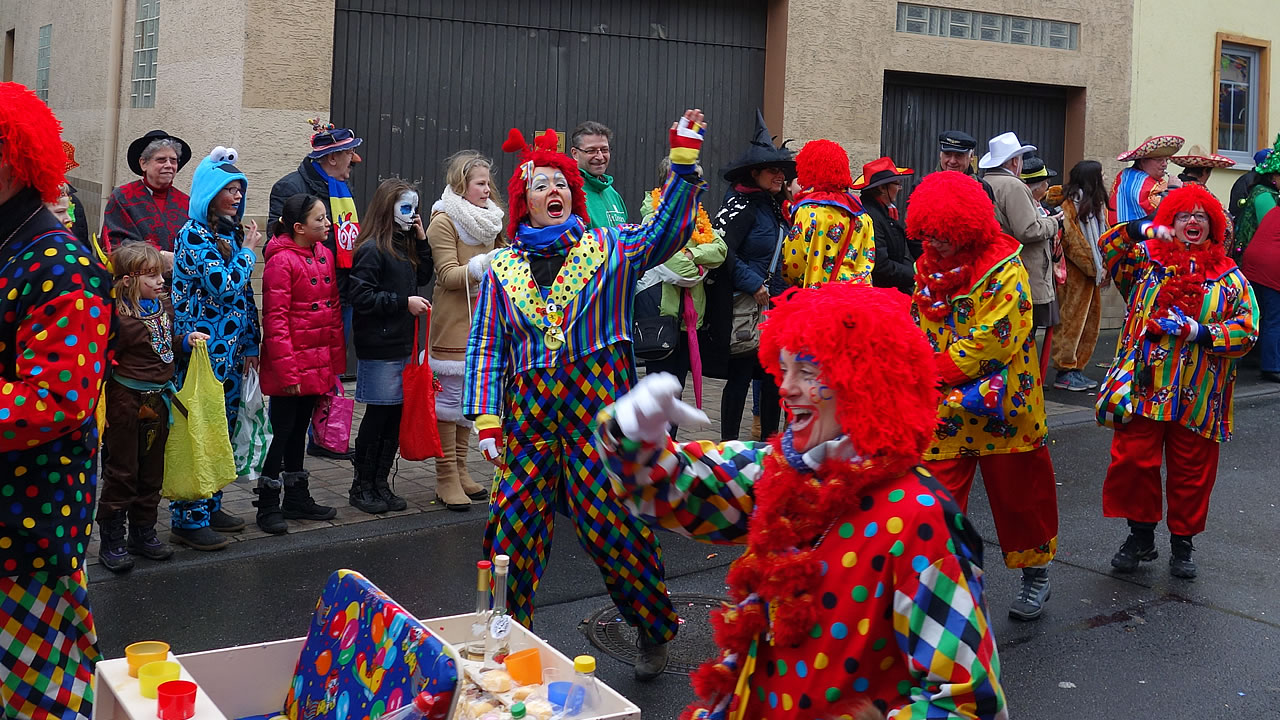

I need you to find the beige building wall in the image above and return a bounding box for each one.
[1130,0,1280,200]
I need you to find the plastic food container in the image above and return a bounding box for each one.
[138,661,181,699]
[125,641,170,678]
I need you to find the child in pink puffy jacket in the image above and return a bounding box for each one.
[256,193,346,533]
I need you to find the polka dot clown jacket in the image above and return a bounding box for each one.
[782,194,875,289]
[0,190,112,577]
[595,423,1007,720]
[913,249,1048,461]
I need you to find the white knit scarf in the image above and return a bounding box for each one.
[435,186,504,247]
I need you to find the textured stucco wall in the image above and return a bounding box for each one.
[1131,0,1280,200]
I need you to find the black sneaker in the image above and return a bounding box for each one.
[209,508,246,533]
[170,525,230,551]
[1169,535,1197,579]
[308,439,355,461]
[1111,531,1158,572]
[97,514,134,572]
[127,525,174,561]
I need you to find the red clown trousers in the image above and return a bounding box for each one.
[1103,415,1220,536]
[925,445,1059,568]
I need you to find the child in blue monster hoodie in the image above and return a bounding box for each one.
[168,146,264,550]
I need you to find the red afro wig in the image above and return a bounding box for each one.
[1153,183,1228,249]
[906,170,1000,255]
[0,82,67,202]
[501,128,589,239]
[759,283,940,469]
[795,139,852,191]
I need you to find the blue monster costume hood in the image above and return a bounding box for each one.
[188,146,248,227]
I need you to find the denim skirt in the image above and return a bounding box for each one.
[355,357,408,405]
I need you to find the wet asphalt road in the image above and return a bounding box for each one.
[89,394,1280,718]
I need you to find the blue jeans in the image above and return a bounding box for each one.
[1255,284,1280,372]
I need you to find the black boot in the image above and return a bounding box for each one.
[207,492,246,533]
[253,476,288,535]
[97,513,135,573]
[634,637,670,681]
[282,471,337,521]
[371,438,408,512]
[308,437,355,461]
[349,439,388,515]
[1111,520,1158,572]
[1170,534,1197,579]
[127,523,174,561]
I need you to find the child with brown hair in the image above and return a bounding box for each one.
[97,243,207,572]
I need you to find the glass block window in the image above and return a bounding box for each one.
[131,0,159,108]
[896,4,1079,51]
[35,24,51,101]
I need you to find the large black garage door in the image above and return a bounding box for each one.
[331,0,768,216]
[882,71,1068,204]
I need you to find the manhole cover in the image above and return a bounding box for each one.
[579,593,727,676]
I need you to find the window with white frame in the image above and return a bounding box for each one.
[35,24,50,101]
[131,0,159,108]
[1215,37,1270,165]
[897,3,1078,50]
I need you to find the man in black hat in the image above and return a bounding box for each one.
[269,121,364,459]
[102,129,194,264]
[937,130,996,201]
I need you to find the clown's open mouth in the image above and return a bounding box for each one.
[547,199,565,219]
[1183,224,1204,243]
[786,405,815,432]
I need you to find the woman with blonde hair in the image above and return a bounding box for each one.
[426,151,505,510]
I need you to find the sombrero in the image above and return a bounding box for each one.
[851,156,913,191]
[1171,144,1236,169]
[1117,135,1184,162]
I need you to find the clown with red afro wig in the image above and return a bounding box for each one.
[1095,182,1258,580]
[907,169,1061,621]
[0,82,114,720]
[462,110,708,679]
[596,283,1006,720]
[781,139,876,287]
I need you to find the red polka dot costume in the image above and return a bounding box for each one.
[598,284,1007,719]
[0,81,111,720]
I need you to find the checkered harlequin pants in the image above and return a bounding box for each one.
[0,569,100,720]
[483,346,679,645]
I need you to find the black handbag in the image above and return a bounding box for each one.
[632,283,680,361]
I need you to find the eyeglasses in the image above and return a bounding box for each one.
[1174,212,1209,223]
[573,146,610,157]
[222,186,244,198]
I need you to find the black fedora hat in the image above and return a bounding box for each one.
[127,130,192,176]
[722,109,796,184]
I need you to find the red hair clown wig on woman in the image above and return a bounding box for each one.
[759,282,940,473]
[500,128,589,239]
[795,139,853,191]
[1152,183,1228,250]
[908,171,1006,322]
[0,82,68,203]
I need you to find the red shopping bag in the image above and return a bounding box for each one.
[399,311,444,460]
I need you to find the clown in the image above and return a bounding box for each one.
[1097,183,1258,579]
[464,109,707,680]
[598,283,1006,720]
[909,171,1060,622]
[782,139,875,288]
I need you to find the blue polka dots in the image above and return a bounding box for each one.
[795,660,808,678]
[911,555,930,572]
[830,622,848,639]
[916,493,936,506]
[853,677,869,693]
[768,692,778,708]
[863,521,878,537]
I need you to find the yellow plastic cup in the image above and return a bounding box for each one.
[125,641,170,678]
[504,647,542,686]
[138,660,182,699]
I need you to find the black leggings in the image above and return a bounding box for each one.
[355,403,402,457]
[262,395,319,478]
[720,353,781,442]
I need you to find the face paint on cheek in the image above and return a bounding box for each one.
[393,190,419,230]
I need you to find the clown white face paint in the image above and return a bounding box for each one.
[778,349,841,453]
[393,190,419,231]
[527,166,571,228]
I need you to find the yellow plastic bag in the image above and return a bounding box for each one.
[163,341,237,500]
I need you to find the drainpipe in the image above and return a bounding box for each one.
[100,0,126,220]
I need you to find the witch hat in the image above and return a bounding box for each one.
[722,109,796,184]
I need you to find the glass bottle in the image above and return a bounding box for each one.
[483,554,511,669]
[464,560,492,661]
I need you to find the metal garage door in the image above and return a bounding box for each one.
[881,71,1068,203]
[331,0,768,216]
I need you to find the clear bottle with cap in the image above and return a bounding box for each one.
[465,560,492,661]
[483,554,512,669]
[377,692,438,720]
[568,655,602,717]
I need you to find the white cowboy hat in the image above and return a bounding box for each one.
[978,132,1037,169]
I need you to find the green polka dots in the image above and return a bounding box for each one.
[838,522,854,539]
[851,585,868,602]
[888,489,905,502]
[824,687,841,703]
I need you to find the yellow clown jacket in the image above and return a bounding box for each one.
[781,193,875,288]
[912,241,1049,460]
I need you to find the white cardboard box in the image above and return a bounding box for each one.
[94,615,640,720]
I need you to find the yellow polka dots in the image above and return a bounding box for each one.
[858,618,870,635]
[0,538,10,549]
[781,694,793,711]
[22,517,35,529]
[879,656,895,671]
[32,557,45,569]
[887,516,903,534]
[841,551,857,567]
[813,652,829,670]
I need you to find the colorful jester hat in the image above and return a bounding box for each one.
[501,127,588,239]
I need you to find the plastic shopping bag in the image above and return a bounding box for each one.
[399,313,444,461]
[163,342,237,500]
[233,366,273,481]
[310,377,354,455]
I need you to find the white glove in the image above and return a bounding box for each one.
[478,437,501,464]
[613,373,709,445]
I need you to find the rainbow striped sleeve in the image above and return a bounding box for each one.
[616,171,705,273]
[1203,270,1259,358]
[463,267,510,418]
[1099,222,1145,299]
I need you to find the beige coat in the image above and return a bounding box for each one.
[986,167,1058,304]
[427,211,501,369]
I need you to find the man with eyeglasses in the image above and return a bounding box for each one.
[570,121,629,229]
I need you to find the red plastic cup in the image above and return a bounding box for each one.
[156,680,197,720]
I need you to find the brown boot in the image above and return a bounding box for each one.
[456,423,489,501]
[433,421,472,511]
